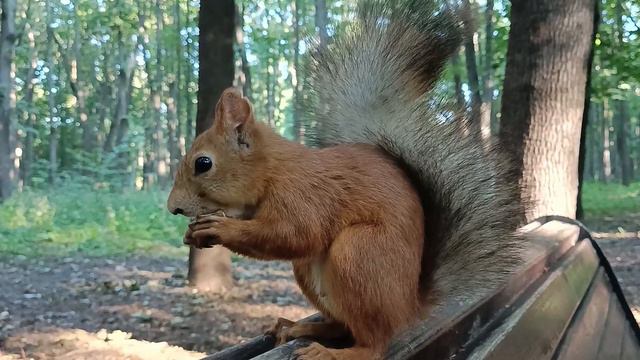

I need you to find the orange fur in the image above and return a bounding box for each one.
[168,88,425,358]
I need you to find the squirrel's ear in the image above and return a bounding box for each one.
[214,88,254,131]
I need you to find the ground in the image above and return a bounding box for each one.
[0,183,638,359]
[0,256,314,359]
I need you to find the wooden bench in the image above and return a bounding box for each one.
[203,216,640,360]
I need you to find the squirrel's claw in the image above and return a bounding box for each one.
[183,214,229,248]
[265,317,296,345]
[183,226,218,249]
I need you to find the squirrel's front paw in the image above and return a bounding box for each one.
[184,214,229,248]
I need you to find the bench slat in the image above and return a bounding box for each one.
[621,321,640,360]
[595,279,626,360]
[468,240,599,360]
[554,268,610,360]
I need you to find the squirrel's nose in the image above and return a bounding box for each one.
[171,208,184,216]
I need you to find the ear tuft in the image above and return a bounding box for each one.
[216,87,253,129]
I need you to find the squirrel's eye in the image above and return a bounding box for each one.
[194,156,213,175]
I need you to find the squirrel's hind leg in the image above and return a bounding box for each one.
[266,318,349,345]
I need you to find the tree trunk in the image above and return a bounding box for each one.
[104,30,135,154]
[451,51,465,110]
[174,0,185,157]
[154,0,168,188]
[266,59,275,127]
[315,0,329,47]
[234,2,251,100]
[0,0,17,201]
[614,100,633,185]
[602,102,612,182]
[73,12,94,155]
[115,115,130,188]
[576,0,598,220]
[462,0,483,135]
[184,0,194,149]
[167,80,180,181]
[613,2,633,185]
[481,0,494,141]
[52,13,94,155]
[46,25,58,185]
[21,27,37,187]
[96,46,113,146]
[583,103,595,181]
[592,103,603,181]
[292,0,302,141]
[499,0,596,221]
[188,0,234,293]
[138,1,156,190]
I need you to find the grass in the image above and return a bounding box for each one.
[581,181,640,217]
[1,181,638,258]
[0,183,189,258]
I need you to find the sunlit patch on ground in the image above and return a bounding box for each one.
[0,328,205,360]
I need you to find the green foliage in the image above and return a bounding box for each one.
[0,182,189,257]
[581,181,640,217]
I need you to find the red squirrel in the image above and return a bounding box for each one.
[167,1,525,359]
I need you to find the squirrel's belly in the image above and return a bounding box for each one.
[293,258,338,318]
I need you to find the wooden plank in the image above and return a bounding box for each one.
[252,339,312,360]
[468,240,600,360]
[594,282,626,360]
[201,335,276,360]
[203,314,323,360]
[620,317,640,360]
[554,268,610,360]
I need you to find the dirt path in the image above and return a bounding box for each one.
[594,235,640,323]
[0,256,314,359]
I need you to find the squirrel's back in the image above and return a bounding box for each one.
[306,0,526,303]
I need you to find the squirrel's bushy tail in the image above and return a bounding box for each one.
[307,0,526,303]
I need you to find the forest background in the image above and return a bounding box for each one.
[0,0,639,357]
[0,0,639,257]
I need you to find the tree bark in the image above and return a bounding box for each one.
[592,103,604,181]
[154,0,168,188]
[292,0,302,141]
[167,80,180,181]
[576,0,598,220]
[614,100,633,185]
[462,0,483,136]
[104,29,135,154]
[188,0,234,293]
[184,0,194,149]
[499,0,597,221]
[315,0,329,47]
[52,15,94,155]
[21,27,37,187]
[0,0,18,201]
[266,59,275,127]
[481,0,494,141]
[613,1,633,185]
[45,0,58,185]
[174,0,185,157]
[234,2,251,100]
[602,101,612,182]
[451,51,465,110]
